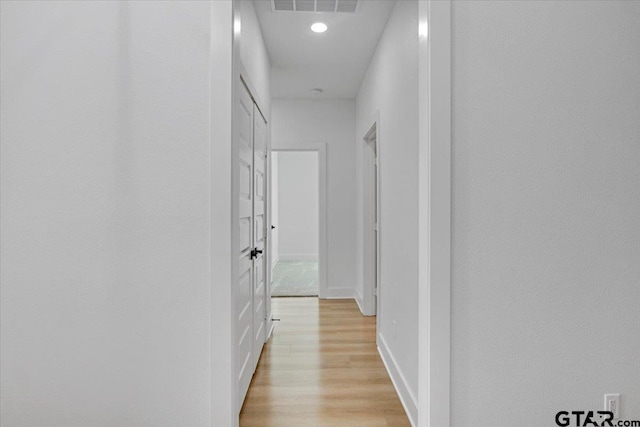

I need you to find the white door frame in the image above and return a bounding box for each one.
[418,1,451,427]
[269,143,328,299]
[211,3,234,427]
[216,1,451,425]
[361,116,381,317]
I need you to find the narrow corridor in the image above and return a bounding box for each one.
[239,298,411,427]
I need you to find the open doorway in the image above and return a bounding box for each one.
[270,150,319,297]
[361,120,380,317]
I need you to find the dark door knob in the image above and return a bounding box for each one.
[250,248,263,259]
[271,225,276,230]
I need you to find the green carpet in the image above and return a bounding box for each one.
[271,261,319,297]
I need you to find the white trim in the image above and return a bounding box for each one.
[271,255,280,269]
[264,114,273,348]
[265,120,273,346]
[322,288,355,299]
[271,143,328,299]
[278,254,318,262]
[418,2,451,427]
[266,319,276,341]
[211,2,238,427]
[378,333,418,427]
[237,61,269,123]
[355,288,365,314]
[360,112,380,317]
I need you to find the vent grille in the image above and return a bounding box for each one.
[271,0,359,13]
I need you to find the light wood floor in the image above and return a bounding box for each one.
[239,297,411,427]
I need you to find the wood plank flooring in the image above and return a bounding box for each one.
[239,297,411,427]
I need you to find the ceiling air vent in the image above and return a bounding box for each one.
[271,0,359,13]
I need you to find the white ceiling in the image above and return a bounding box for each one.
[253,0,396,99]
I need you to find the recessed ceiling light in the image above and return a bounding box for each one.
[309,88,324,96]
[310,22,328,33]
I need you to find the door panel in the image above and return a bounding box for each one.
[363,137,378,315]
[236,81,254,407]
[252,105,268,370]
[236,80,269,410]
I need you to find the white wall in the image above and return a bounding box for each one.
[451,1,640,425]
[240,0,270,111]
[0,2,229,426]
[355,1,419,422]
[270,152,280,266]
[271,99,356,292]
[277,151,319,260]
[211,1,235,426]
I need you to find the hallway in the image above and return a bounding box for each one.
[239,298,411,427]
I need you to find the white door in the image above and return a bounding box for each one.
[252,105,267,370]
[236,79,269,409]
[363,130,378,315]
[236,81,255,407]
[373,150,379,313]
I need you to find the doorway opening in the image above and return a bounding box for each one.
[361,120,380,317]
[270,150,319,297]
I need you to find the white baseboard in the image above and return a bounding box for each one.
[279,254,318,262]
[355,289,366,314]
[377,333,418,427]
[271,255,280,269]
[266,319,275,341]
[354,288,376,316]
[321,287,354,299]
